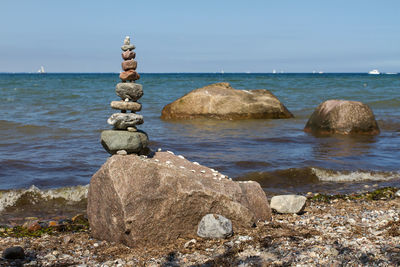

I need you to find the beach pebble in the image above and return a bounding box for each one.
[184,239,197,248]
[395,190,400,197]
[178,155,185,159]
[270,195,307,214]
[193,162,200,165]
[111,101,141,112]
[200,170,206,173]
[121,44,136,51]
[157,148,162,152]
[2,246,25,259]
[167,150,174,155]
[127,127,137,132]
[197,214,233,239]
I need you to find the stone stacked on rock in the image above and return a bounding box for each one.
[100,36,149,155]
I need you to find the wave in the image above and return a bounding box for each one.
[311,168,400,182]
[0,185,88,212]
[237,167,400,187]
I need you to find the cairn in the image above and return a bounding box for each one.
[100,36,149,155]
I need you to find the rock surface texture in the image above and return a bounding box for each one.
[100,35,148,155]
[197,214,233,239]
[87,152,271,247]
[304,100,380,135]
[161,82,294,120]
[270,195,307,214]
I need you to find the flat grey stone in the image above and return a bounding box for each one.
[111,101,141,112]
[116,83,143,101]
[270,195,307,214]
[107,113,143,130]
[121,44,135,51]
[101,130,148,155]
[197,214,233,239]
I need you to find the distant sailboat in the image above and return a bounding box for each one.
[37,66,45,74]
[272,69,277,74]
[220,69,224,74]
[368,69,380,75]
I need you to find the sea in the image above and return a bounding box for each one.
[0,73,399,223]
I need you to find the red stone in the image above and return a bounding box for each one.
[122,51,136,60]
[119,70,140,82]
[121,60,137,71]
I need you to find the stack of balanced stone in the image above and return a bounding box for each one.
[100,36,149,155]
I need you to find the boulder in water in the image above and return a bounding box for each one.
[87,152,271,247]
[161,82,293,120]
[304,100,380,135]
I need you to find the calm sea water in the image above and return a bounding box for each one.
[0,73,399,221]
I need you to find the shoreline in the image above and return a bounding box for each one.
[1,187,399,266]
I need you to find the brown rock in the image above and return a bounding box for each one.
[27,221,41,231]
[304,100,380,135]
[48,221,58,227]
[161,82,293,120]
[122,50,136,60]
[110,101,142,112]
[87,152,271,247]
[121,60,137,71]
[119,70,140,82]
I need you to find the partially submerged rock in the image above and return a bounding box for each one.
[304,100,380,135]
[87,152,271,247]
[270,195,307,214]
[161,82,293,120]
[197,214,233,239]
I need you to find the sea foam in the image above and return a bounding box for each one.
[0,185,88,212]
[312,168,400,182]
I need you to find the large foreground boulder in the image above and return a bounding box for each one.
[161,82,293,120]
[304,100,380,135]
[87,152,271,247]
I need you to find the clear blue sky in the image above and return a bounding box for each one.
[1,0,399,73]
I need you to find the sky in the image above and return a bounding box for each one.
[0,0,399,73]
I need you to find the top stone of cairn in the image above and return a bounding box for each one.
[121,36,135,51]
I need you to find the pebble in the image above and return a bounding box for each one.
[157,148,162,152]
[396,190,400,197]
[193,162,200,165]
[165,161,172,165]
[116,150,127,155]
[178,155,185,159]
[167,150,174,155]
[2,246,25,259]
[184,239,197,248]
[200,170,206,173]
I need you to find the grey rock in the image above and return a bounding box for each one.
[115,83,143,101]
[121,44,135,51]
[110,101,141,112]
[100,130,148,155]
[304,100,380,135]
[396,190,400,197]
[270,195,307,214]
[107,113,143,129]
[2,246,25,259]
[197,214,233,239]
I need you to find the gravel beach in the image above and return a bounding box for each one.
[1,189,399,266]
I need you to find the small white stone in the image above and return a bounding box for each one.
[166,161,172,165]
[125,98,129,102]
[213,173,218,177]
[157,148,162,152]
[191,170,196,173]
[180,166,185,169]
[200,170,206,173]
[184,239,197,248]
[154,159,159,162]
[193,162,200,165]
[178,155,185,159]
[167,150,174,155]
[93,243,99,247]
[210,168,217,173]
[396,190,400,197]
[116,150,127,155]
[220,175,226,179]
